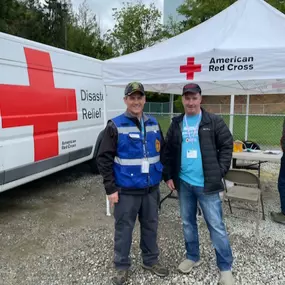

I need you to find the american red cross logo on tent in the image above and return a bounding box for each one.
[180,57,202,80]
[0,47,78,162]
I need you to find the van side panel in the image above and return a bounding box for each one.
[105,86,126,121]
[0,33,105,192]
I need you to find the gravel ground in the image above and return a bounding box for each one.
[0,162,285,285]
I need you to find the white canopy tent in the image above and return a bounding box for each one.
[103,0,285,97]
[103,0,285,216]
[103,0,285,137]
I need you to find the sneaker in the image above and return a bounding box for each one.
[142,262,169,277]
[177,259,203,274]
[219,271,234,285]
[111,269,128,285]
[271,212,285,224]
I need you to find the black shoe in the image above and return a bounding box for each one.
[111,269,128,285]
[142,262,169,277]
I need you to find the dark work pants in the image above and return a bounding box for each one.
[278,154,285,214]
[113,190,160,270]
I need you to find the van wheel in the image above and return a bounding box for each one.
[89,129,105,174]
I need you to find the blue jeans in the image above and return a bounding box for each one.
[278,154,285,214]
[179,179,233,271]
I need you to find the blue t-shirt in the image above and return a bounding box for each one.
[179,113,204,187]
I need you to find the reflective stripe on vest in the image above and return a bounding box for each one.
[114,155,160,166]
[117,125,159,134]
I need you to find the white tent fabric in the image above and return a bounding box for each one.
[103,0,285,95]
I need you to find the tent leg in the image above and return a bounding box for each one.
[169,94,174,122]
[229,94,235,134]
[245,93,250,141]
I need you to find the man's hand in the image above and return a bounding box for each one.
[166,179,176,191]
[108,191,119,207]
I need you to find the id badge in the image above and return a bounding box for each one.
[187,150,197,159]
[141,159,150,173]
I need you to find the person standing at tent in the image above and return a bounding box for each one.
[162,83,234,285]
[271,118,285,224]
[96,82,169,285]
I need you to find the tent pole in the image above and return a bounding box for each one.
[169,94,174,121]
[245,93,250,141]
[229,94,235,135]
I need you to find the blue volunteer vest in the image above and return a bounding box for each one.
[112,114,163,189]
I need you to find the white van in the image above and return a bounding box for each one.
[0,32,125,193]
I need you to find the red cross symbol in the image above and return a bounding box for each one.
[180,57,202,80]
[0,47,78,161]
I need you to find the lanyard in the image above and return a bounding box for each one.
[140,118,145,140]
[140,117,147,157]
[184,112,201,142]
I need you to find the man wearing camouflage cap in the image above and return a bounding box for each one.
[97,82,169,285]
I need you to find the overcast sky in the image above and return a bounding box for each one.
[71,0,164,32]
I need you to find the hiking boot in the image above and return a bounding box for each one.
[271,212,285,224]
[111,269,128,285]
[218,270,234,285]
[142,262,169,277]
[177,259,203,274]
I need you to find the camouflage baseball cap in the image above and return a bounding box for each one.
[124,82,145,96]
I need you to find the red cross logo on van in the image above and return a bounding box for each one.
[0,47,78,161]
[180,57,202,80]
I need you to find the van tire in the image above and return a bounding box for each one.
[89,129,105,174]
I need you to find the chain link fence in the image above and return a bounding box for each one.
[199,104,285,114]
[144,102,171,113]
[144,102,285,115]
[146,112,284,150]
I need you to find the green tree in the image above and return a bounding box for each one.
[0,0,15,33]
[43,0,72,49]
[107,1,164,55]
[20,0,47,43]
[177,0,285,31]
[0,0,48,43]
[266,0,285,13]
[0,0,115,59]
[162,15,185,38]
[177,0,236,30]
[67,0,115,59]
[174,96,184,113]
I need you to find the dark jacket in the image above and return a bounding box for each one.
[96,112,165,196]
[162,108,233,194]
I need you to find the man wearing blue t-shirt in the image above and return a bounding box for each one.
[162,83,234,285]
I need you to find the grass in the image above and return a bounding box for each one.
[153,114,284,148]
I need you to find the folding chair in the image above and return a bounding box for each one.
[223,169,265,236]
[232,140,266,177]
